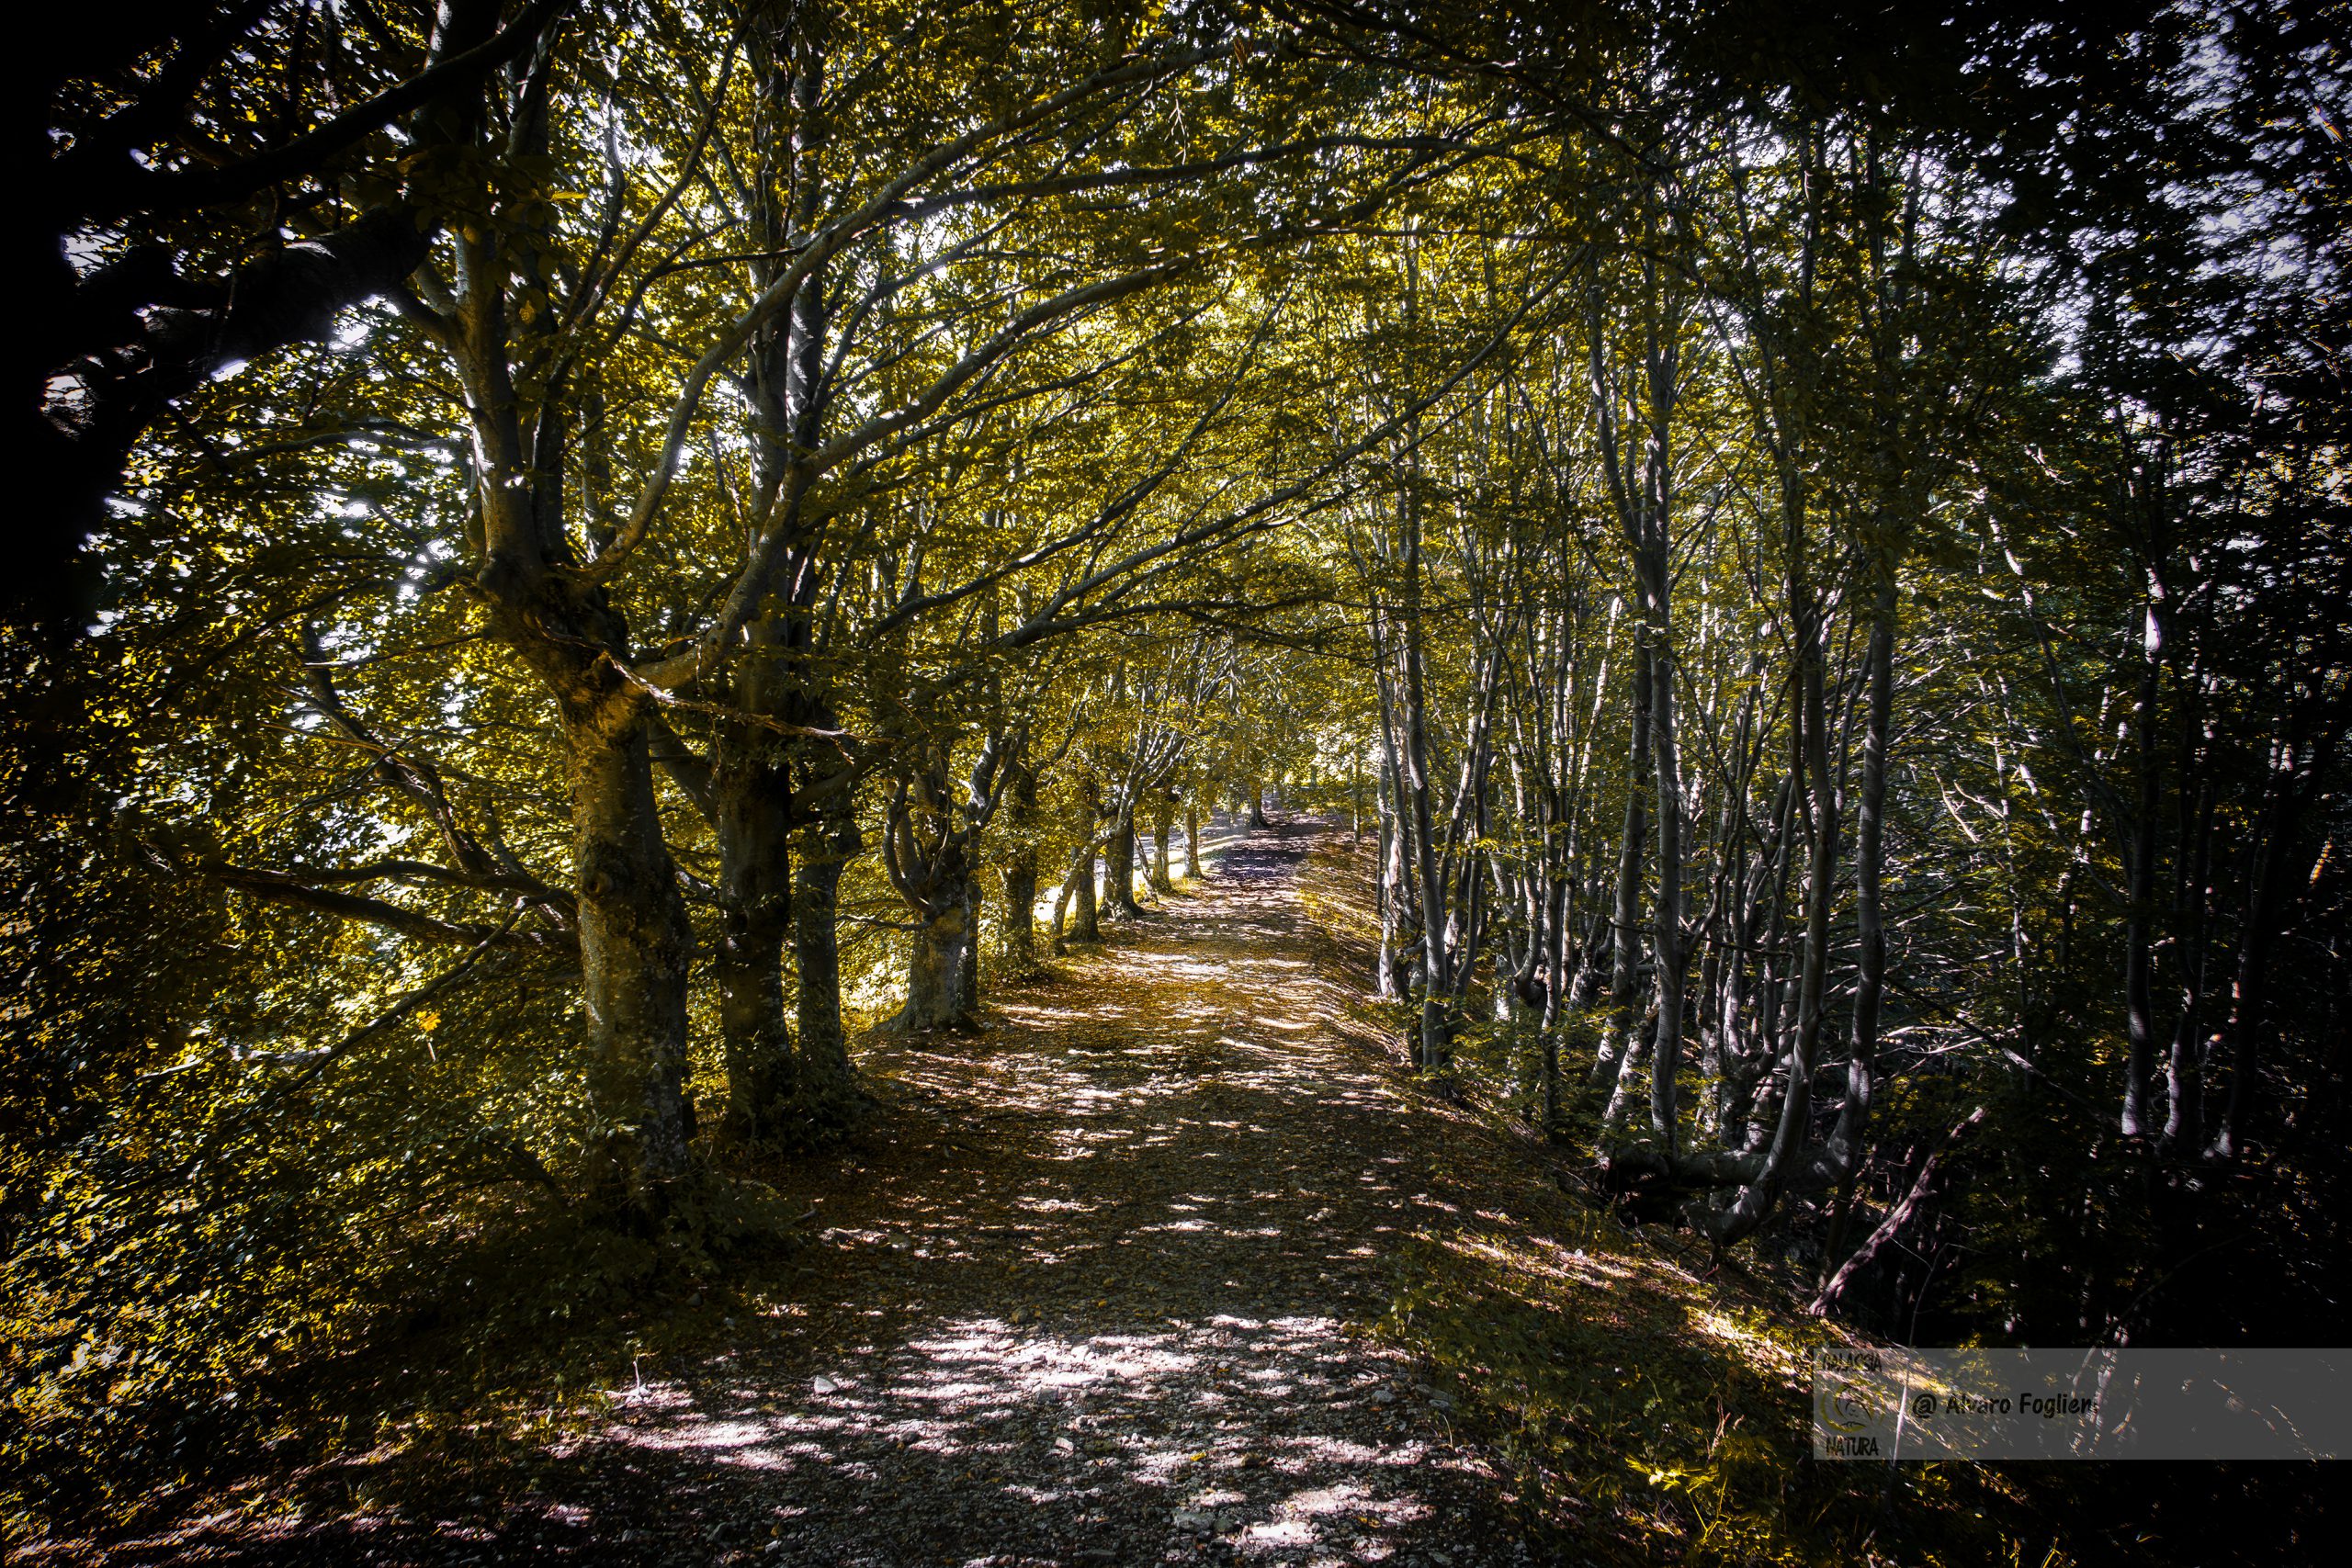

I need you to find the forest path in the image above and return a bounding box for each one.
[570,818,1541,1568]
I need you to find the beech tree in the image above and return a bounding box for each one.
[6,0,2347,1528]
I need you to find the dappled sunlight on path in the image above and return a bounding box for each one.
[80,820,1556,1568]
[588,819,1532,1568]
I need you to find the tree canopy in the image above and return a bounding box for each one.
[7,0,2348,1553]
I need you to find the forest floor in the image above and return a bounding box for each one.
[545,818,1554,1567]
[50,820,2045,1568]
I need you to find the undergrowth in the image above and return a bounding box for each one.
[1296,829,2093,1567]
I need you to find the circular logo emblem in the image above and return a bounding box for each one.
[1816,1363,1878,1435]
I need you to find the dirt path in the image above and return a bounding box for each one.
[110,820,1561,1567]
[577,819,1537,1568]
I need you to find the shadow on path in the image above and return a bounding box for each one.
[96,819,1537,1568]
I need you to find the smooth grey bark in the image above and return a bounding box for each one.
[1400,604,1452,1069]
[1690,465,1838,1247]
[882,728,1015,1032]
[699,0,857,1134]
[433,27,697,1215]
[1820,567,1898,1270]
[712,712,797,1142]
[1001,765,1040,974]
[1067,778,1102,944]
[1587,259,1687,1145]
[1834,572,1898,1165]
[791,809,863,1124]
[1375,755,1407,1000]
[2120,588,2165,1137]
[1106,808,1143,915]
[1644,636,1688,1145]
[1683,124,1838,1246]
[1592,640,1653,1089]
[901,881,978,1032]
[568,706,698,1213]
[1050,777,1140,952]
[1693,776,1741,1141]
[1356,465,1503,1074]
[959,899,981,1019]
[1740,774,1800,1145]
[1149,792,1176,893]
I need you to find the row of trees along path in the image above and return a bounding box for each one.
[130,814,1746,1568]
[574,817,1533,1568]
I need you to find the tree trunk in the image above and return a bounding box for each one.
[570,711,697,1216]
[1401,628,1453,1072]
[1691,483,1838,1247]
[1069,782,1102,943]
[2120,595,2164,1137]
[1376,758,1406,1000]
[1149,794,1176,893]
[1811,1108,1986,1317]
[2210,806,2291,1158]
[1593,640,1653,1089]
[2161,771,2215,1150]
[1541,1032,1562,1142]
[2207,708,2346,1157]
[1184,798,1203,880]
[960,894,981,1018]
[791,809,863,1125]
[1822,569,1899,1271]
[1646,625,1688,1146]
[1001,765,1039,974]
[1107,807,1142,915]
[900,876,977,1032]
[435,60,702,1214]
[714,741,796,1143]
